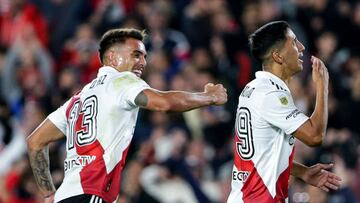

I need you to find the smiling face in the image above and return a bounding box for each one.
[107,38,147,77]
[279,28,305,75]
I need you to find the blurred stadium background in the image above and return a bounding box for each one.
[0,0,359,202]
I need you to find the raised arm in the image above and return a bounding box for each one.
[134,83,227,112]
[293,56,329,146]
[27,119,65,200]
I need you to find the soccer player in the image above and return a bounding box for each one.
[227,21,341,203]
[27,28,227,203]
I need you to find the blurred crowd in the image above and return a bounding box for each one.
[0,0,359,203]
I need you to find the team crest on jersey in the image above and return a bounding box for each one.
[279,96,288,105]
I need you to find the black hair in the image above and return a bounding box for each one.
[249,21,290,63]
[98,28,146,64]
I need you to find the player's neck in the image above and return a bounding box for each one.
[264,65,291,86]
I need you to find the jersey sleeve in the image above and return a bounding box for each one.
[115,73,150,108]
[260,91,309,135]
[47,99,70,134]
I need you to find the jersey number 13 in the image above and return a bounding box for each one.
[67,95,98,150]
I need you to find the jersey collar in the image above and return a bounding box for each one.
[255,71,290,91]
[98,66,119,75]
[98,66,138,77]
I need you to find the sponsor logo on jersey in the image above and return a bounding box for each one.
[64,155,96,171]
[232,170,250,182]
[286,109,301,120]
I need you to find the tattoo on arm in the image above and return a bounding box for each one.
[135,91,148,107]
[29,147,55,195]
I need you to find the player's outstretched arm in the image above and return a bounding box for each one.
[294,56,329,146]
[291,161,341,192]
[27,119,65,199]
[135,83,227,112]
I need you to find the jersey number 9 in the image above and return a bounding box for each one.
[235,107,254,160]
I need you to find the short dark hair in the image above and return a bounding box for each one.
[249,21,290,63]
[98,28,146,64]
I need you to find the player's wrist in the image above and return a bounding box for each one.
[201,92,216,105]
[209,93,217,105]
[315,83,328,94]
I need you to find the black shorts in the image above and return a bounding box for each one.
[58,194,107,203]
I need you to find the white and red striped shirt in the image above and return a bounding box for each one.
[48,66,150,203]
[227,71,308,203]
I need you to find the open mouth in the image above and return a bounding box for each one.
[298,53,304,63]
[133,69,142,77]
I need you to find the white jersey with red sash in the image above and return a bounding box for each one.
[227,71,309,203]
[48,66,150,203]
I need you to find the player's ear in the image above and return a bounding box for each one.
[272,50,283,65]
[107,50,117,67]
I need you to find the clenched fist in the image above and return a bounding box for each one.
[204,83,228,105]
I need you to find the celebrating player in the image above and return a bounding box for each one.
[27,28,227,203]
[227,21,341,203]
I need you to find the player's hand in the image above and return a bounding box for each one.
[204,83,228,105]
[311,56,329,90]
[301,163,342,192]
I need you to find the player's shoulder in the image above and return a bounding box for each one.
[267,78,288,93]
[248,77,288,98]
[251,71,289,94]
[240,76,289,98]
[114,71,143,82]
[110,71,145,88]
[238,78,289,107]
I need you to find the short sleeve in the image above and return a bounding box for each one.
[260,91,309,135]
[47,99,70,134]
[113,73,150,108]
